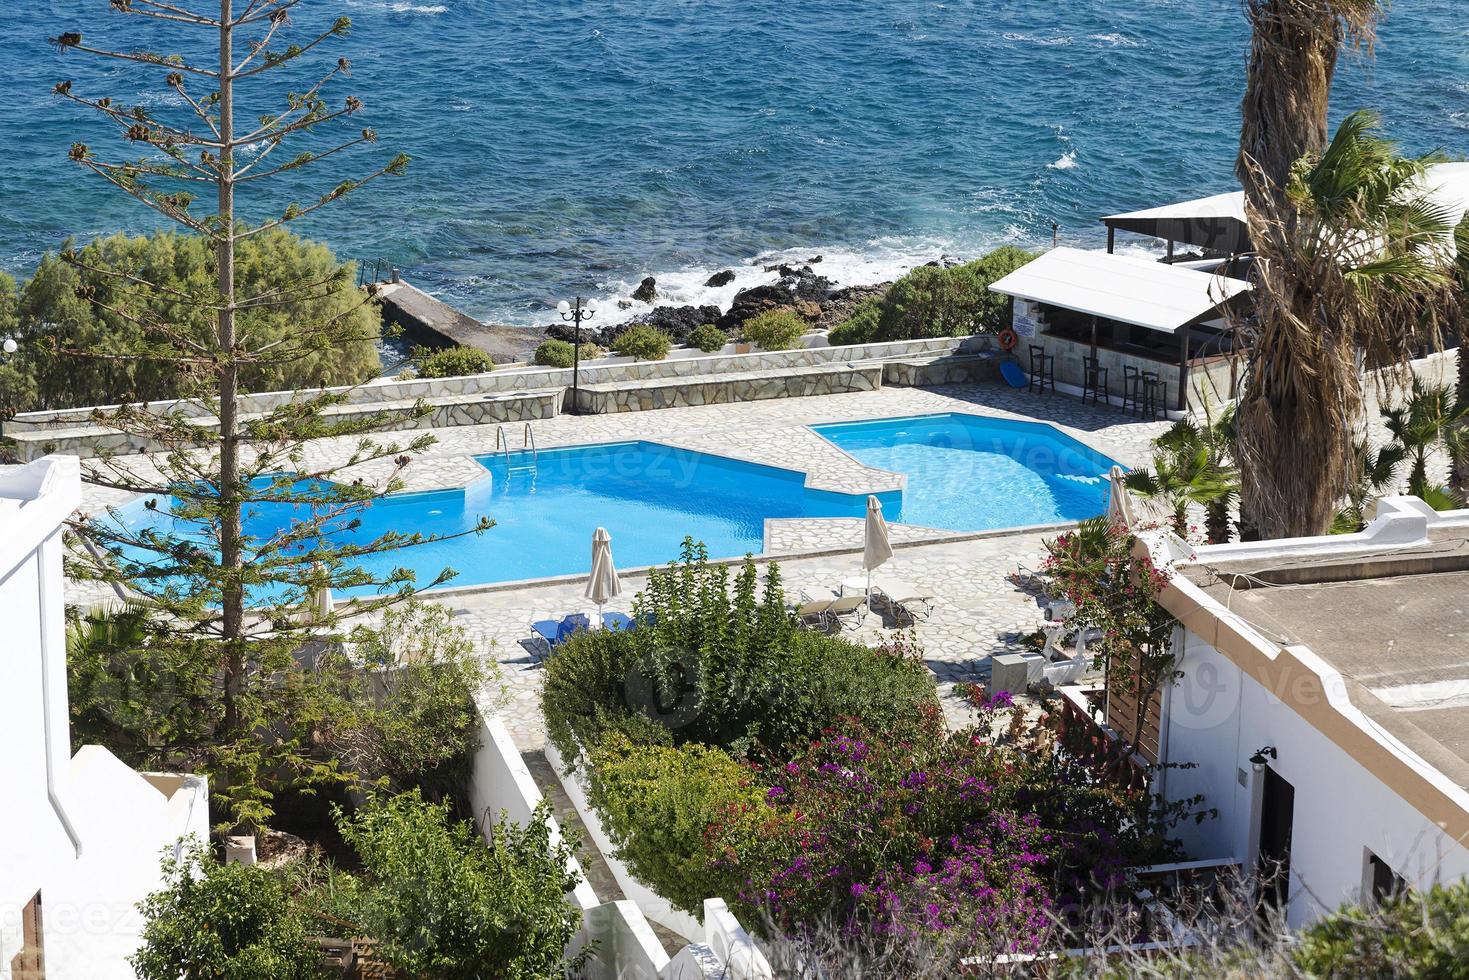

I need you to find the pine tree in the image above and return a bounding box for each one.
[49,1,487,829]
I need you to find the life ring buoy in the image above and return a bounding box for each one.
[997,328,1019,352]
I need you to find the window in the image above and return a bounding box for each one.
[1367,851,1408,905]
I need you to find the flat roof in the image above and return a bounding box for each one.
[988,247,1251,334]
[1188,532,1469,792]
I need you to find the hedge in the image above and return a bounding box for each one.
[611,324,673,361]
[740,309,807,351]
[533,339,601,368]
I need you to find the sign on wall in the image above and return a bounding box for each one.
[1012,300,1041,339]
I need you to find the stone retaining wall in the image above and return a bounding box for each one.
[572,364,883,414]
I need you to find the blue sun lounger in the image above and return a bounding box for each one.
[999,360,1029,389]
[530,612,635,658]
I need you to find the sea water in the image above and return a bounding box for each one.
[1,1,1463,327]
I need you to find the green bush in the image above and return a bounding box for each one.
[611,324,673,361]
[740,309,808,351]
[540,625,673,774]
[318,601,498,802]
[131,838,322,980]
[688,322,729,353]
[1295,881,1469,977]
[337,791,585,980]
[588,735,772,915]
[533,338,601,368]
[541,539,938,768]
[6,229,380,412]
[827,297,882,347]
[874,246,1037,343]
[412,345,494,378]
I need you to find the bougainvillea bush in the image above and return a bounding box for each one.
[714,691,1188,959]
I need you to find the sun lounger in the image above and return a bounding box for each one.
[871,576,935,624]
[794,598,835,628]
[824,594,869,631]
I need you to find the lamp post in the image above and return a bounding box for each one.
[556,296,598,416]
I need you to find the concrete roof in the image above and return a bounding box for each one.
[1188,532,1469,792]
[988,247,1252,334]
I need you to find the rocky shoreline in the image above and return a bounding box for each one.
[540,253,960,350]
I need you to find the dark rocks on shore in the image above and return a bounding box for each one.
[718,264,834,330]
[815,282,892,330]
[632,276,658,303]
[704,269,737,288]
[545,303,721,347]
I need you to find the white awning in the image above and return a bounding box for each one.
[988,247,1252,335]
[1100,162,1469,256]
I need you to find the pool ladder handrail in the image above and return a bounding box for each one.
[494,423,538,469]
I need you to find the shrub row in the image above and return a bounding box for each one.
[829,245,1037,346]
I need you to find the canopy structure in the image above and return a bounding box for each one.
[1101,162,1469,258]
[1103,192,1249,255]
[988,247,1251,335]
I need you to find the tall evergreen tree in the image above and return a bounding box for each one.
[49,1,487,829]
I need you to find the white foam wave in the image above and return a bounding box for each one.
[1002,32,1073,47]
[1089,33,1140,48]
[348,0,446,14]
[582,239,963,328]
[1047,150,1079,171]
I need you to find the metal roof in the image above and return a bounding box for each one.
[987,247,1252,334]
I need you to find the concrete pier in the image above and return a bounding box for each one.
[372,277,541,365]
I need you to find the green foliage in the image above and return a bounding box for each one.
[131,838,322,980]
[65,603,220,761]
[337,790,585,980]
[5,230,380,412]
[318,602,498,803]
[1383,377,1469,502]
[1295,881,1469,978]
[611,324,673,361]
[542,539,938,768]
[1333,438,1407,533]
[1125,410,1240,542]
[740,309,808,351]
[688,322,730,353]
[827,298,881,347]
[533,338,601,368]
[412,345,493,378]
[874,247,1037,342]
[588,734,772,915]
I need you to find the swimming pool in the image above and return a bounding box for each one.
[107,413,1119,593]
[811,414,1117,531]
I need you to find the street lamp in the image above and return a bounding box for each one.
[556,296,598,415]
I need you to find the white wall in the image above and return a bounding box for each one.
[0,456,209,980]
[1160,631,1469,928]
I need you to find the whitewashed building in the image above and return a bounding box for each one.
[0,456,208,980]
[1145,496,1469,928]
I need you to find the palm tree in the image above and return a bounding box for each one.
[1332,438,1405,534]
[1452,220,1469,497]
[1382,378,1469,504]
[1233,110,1459,539]
[1125,416,1240,543]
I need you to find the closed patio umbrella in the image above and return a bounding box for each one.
[1107,466,1137,526]
[863,495,894,594]
[584,527,623,629]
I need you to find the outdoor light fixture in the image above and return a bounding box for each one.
[555,296,598,415]
[2,337,16,355]
[1250,745,1278,772]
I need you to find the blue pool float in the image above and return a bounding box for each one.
[999,360,1029,389]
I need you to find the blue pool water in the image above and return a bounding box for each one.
[813,414,1116,531]
[109,413,1118,593]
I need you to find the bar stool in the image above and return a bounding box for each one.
[1082,355,1109,407]
[1140,371,1166,419]
[1027,344,1056,395]
[1121,365,1142,415]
